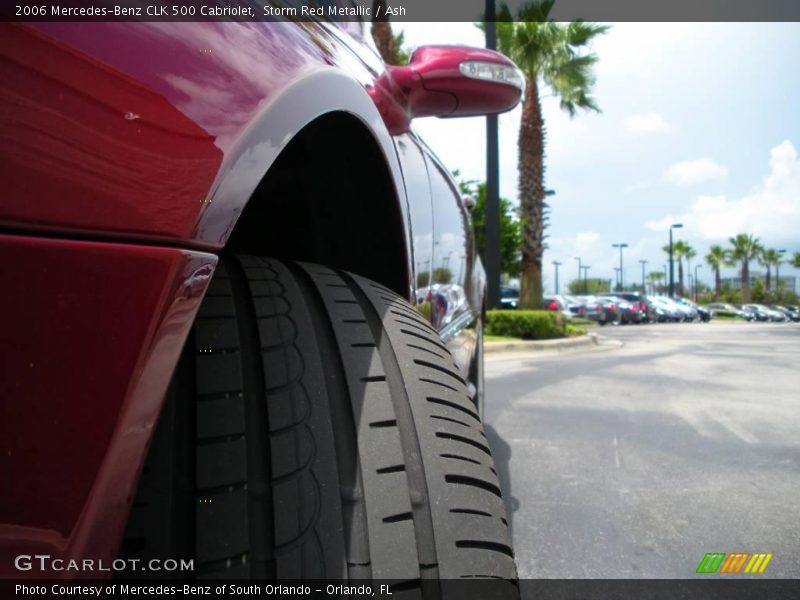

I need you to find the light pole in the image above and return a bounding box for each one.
[484,3,500,308]
[574,257,582,293]
[552,261,562,294]
[442,250,453,273]
[613,267,621,290]
[663,264,668,294]
[694,264,702,302]
[612,243,629,291]
[639,260,647,293]
[777,249,787,296]
[668,223,683,298]
[581,265,591,293]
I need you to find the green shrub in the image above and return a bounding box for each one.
[486,310,573,339]
[713,311,746,320]
[565,323,587,337]
[570,317,593,326]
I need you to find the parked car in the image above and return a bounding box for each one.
[601,295,643,324]
[563,294,588,318]
[650,296,686,322]
[500,286,520,309]
[580,295,616,324]
[618,298,645,324]
[739,304,772,321]
[706,302,754,321]
[782,305,800,321]
[543,294,576,320]
[650,304,673,322]
[0,22,524,582]
[671,297,701,321]
[748,304,787,321]
[696,305,712,322]
[770,305,800,322]
[600,291,653,322]
[675,297,711,322]
[591,297,619,325]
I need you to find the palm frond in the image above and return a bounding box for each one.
[498,7,607,115]
[728,233,762,260]
[706,244,732,269]
[563,21,610,47]
[546,54,601,115]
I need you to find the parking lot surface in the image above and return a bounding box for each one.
[484,322,800,578]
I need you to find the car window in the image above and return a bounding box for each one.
[426,152,472,332]
[394,135,433,315]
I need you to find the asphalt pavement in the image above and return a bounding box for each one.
[484,322,800,578]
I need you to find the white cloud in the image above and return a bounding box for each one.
[546,232,606,282]
[646,141,800,243]
[664,158,729,187]
[624,180,653,193]
[626,112,670,134]
[574,231,601,247]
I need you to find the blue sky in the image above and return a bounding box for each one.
[401,23,800,292]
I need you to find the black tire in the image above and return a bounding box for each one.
[122,256,517,590]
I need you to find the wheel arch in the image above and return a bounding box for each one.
[198,68,412,299]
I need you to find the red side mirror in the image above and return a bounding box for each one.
[370,45,524,135]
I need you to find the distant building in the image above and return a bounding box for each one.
[775,275,798,293]
[720,271,798,293]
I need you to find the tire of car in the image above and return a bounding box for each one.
[122,256,517,589]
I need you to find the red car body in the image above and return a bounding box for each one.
[0,19,521,577]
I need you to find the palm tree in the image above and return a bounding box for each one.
[705,245,731,299]
[370,10,408,65]
[684,243,697,296]
[663,240,690,296]
[496,2,608,308]
[647,271,665,294]
[792,251,800,269]
[759,248,782,292]
[729,234,762,303]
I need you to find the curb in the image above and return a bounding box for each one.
[485,333,600,354]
